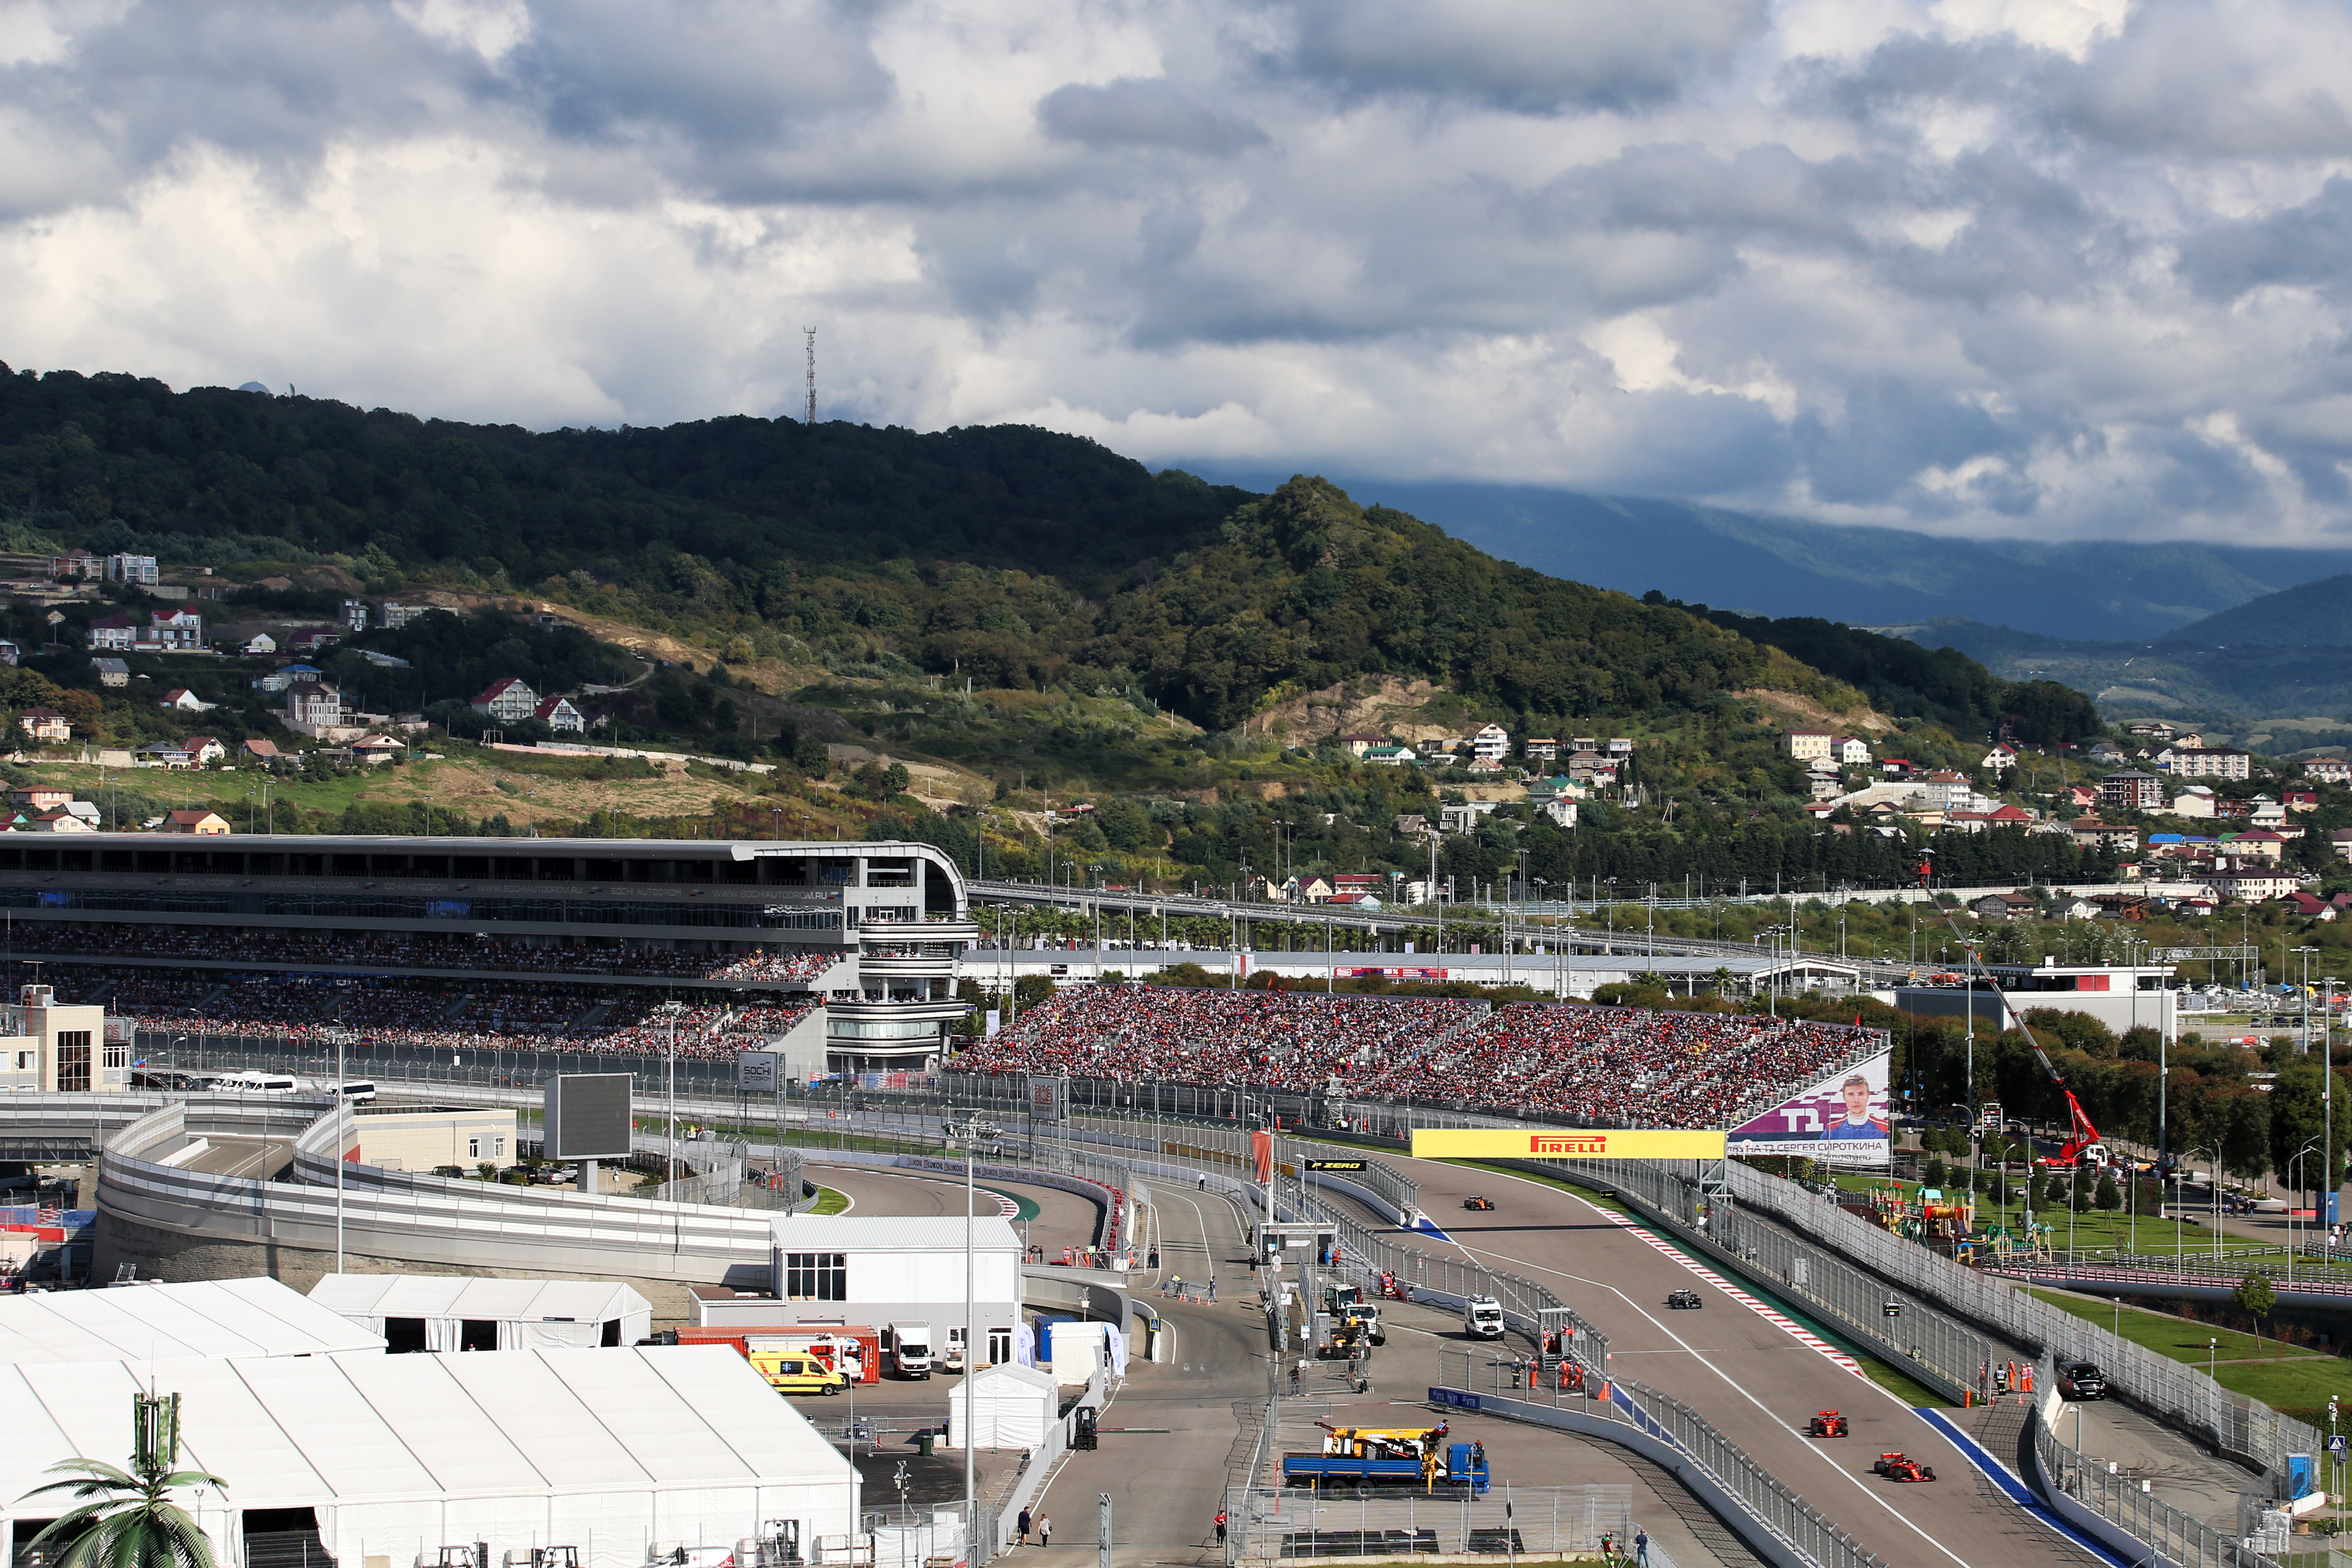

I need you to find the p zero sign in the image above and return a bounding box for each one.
[1304,1158,1368,1172]
[1410,1129,1728,1161]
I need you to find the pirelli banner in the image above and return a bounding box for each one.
[1411,1128,1728,1161]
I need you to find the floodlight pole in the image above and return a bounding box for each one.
[335,1025,346,1274]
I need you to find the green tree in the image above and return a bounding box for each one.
[2093,1170,2121,1211]
[792,735,831,778]
[2233,1270,2278,1346]
[20,1392,226,1568]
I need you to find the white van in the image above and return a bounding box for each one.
[208,1072,300,1094]
[885,1322,933,1379]
[1462,1297,1504,1339]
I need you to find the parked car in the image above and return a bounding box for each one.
[2056,1361,2107,1401]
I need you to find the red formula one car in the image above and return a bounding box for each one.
[1872,1452,1937,1482]
[1807,1411,1848,1438]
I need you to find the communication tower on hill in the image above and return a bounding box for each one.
[804,326,817,424]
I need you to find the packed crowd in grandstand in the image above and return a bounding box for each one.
[951,986,1878,1127]
[57,968,817,1057]
[0,926,839,984]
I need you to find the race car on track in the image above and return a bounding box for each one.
[1666,1289,1703,1310]
[1807,1411,1848,1438]
[1462,1196,1495,1210]
[1872,1452,1936,1482]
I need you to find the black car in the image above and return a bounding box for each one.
[1667,1289,1703,1310]
[2056,1361,2107,1401]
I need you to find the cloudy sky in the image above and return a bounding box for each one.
[6,0,2352,542]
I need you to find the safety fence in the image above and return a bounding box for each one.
[2032,1385,2282,1568]
[1542,1156,1992,1403]
[1431,1348,1886,1568]
[1988,1255,2352,1300]
[1222,1482,1640,1565]
[1714,1156,2323,1486]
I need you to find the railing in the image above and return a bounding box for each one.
[1547,1156,1993,1402]
[1432,1347,1887,1568]
[1717,1157,2323,1485]
[1222,1480,1642,1566]
[2032,1385,2280,1568]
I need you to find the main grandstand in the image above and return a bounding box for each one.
[948,986,1883,1127]
[0,834,975,1073]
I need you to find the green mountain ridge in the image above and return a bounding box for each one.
[0,363,2097,772]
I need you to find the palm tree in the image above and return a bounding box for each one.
[17,1393,226,1568]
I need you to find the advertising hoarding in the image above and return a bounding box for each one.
[543,1073,634,1160]
[737,1050,779,1093]
[1410,1129,1728,1160]
[1725,1050,1893,1166]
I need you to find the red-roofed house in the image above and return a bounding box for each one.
[534,696,585,734]
[472,676,539,722]
[182,735,225,765]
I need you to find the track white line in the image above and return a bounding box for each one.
[1423,1171,1978,1568]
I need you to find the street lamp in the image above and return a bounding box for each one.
[943,1111,1000,1549]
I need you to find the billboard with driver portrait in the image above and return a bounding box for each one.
[1726,1049,1891,1166]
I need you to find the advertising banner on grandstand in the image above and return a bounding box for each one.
[1027,1074,1066,1122]
[1410,1129,1728,1160]
[1344,967,1450,981]
[984,1009,1000,1038]
[736,1050,778,1093]
[1725,1049,1892,1166]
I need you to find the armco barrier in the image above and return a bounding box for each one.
[2027,1380,2278,1568]
[1536,1156,1991,1404]
[1711,1156,2316,1486]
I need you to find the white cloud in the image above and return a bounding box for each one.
[9,0,2352,541]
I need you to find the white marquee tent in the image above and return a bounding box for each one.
[945,1362,1058,1450]
[0,1277,384,1364]
[309,1275,652,1351]
[0,1346,856,1568]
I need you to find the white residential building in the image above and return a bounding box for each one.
[2160,747,2252,780]
[104,553,158,586]
[1780,730,1833,761]
[1471,723,1511,762]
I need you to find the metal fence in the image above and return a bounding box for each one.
[1432,1348,1888,1568]
[1223,1481,1639,1564]
[2034,1388,2281,1568]
[1542,1156,1994,1402]
[1715,1157,2323,1486]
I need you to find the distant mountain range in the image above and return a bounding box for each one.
[2159,573,2352,647]
[1181,473,2352,643]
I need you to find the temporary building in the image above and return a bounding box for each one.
[0,1346,857,1568]
[0,1276,384,1364]
[309,1274,652,1352]
[945,1361,1058,1450]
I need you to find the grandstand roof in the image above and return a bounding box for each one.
[0,1276,384,1365]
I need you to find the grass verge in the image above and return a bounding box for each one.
[2026,1287,2352,1423]
[810,1185,852,1215]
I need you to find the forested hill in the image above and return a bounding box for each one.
[0,364,2067,736]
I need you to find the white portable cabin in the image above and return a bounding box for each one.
[945,1361,1059,1450]
[309,1275,652,1352]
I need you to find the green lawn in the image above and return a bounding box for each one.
[810,1184,851,1215]
[2028,1289,2352,1423]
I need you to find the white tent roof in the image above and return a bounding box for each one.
[0,1346,850,1513]
[308,1274,649,1326]
[0,1277,384,1365]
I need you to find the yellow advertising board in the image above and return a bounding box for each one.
[1411,1128,1727,1161]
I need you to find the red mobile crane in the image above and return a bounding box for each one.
[1956,947,2111,1169]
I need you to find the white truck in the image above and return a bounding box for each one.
[885,1322,934,1379]
[1462,1297,1504,1339]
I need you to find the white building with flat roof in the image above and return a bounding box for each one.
[694,1214,1024,1366]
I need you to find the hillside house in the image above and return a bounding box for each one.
[284,681,348,733]
[1982,743,2019,773]
[250,663,323,694]
[2071,817,2140,852]
[341,598,370,632]
[534,696,586,734]
[50,549,98,580]
[1780,730,1833,761]
[1440,801,1498,835]
[288,628,340,656]
[2283,788,2321,812]
[2306,758,2351,786]
[1536,796,1579,828]
[17,707,69,743]
[1917,770,1974,809]
[2222,829,2287,863]
[85,616,135,651]
[2282,891,2340,921]
[1945,804,2035,833]
[472,676,541,722]
[1607,738,1634,755]
[1335,734,1386,758]
[240,738,280,761]
[350,734,407,765]
[1363,744,1417,766]
[2209,870,2300,902]
[8,787,71,813]
[2098,771,2166,811]
[1833,736,1871,765]
[159,687,213,712]
[2160,746,2252,780]
[161,808,230,835]
[1524,738,1559,763]
[148,608,203,648]
[2171,787,2217,818]
[136,741,193,769]
[88,657,128,688]
[1392,813,1435,839]
[183,735,225,765]
[1470,723,1511,763]
[106,553,157,586]
[1881,758,1916,778]
[241,632,278,656]
[1972,892,2037,919]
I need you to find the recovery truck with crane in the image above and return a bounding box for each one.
[1281,1424,1491,1496]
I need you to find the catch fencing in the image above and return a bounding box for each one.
[2032,1386,2280,1568]
[1431,1348,1887,1568]
[1222,1480,1639,1565]
[1544,1156,1992,1402]
[1712,1157,2322,1485]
